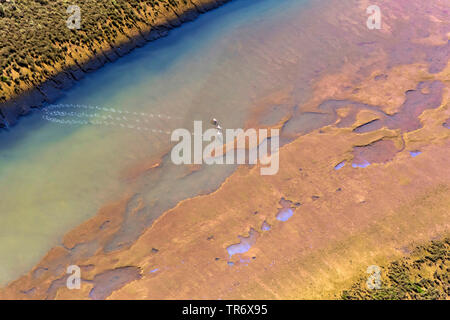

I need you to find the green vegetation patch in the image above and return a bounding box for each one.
[341,237,449,300]
[0,0,191,102]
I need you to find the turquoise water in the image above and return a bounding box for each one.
[0,0,320,286]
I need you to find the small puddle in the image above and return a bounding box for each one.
[261,221,271,231]
[409,150,422,157]
[276,208,294,221]
[352,160,371,168]
[334,161,346,170]
[226,229,257,259]
[275,197,296,221]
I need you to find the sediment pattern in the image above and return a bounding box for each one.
[0,0,449,299]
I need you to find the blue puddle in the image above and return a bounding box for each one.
[352,160,371,168]
[276,208,294,221]
[409,150,422,157]
[276,197,296,222]
[261,221,271,231]
[226,229,257,259]
[334,161,346,170]
[149,268,159,273]
[227,241,252,256]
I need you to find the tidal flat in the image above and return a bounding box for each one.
[0,0,449,299]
